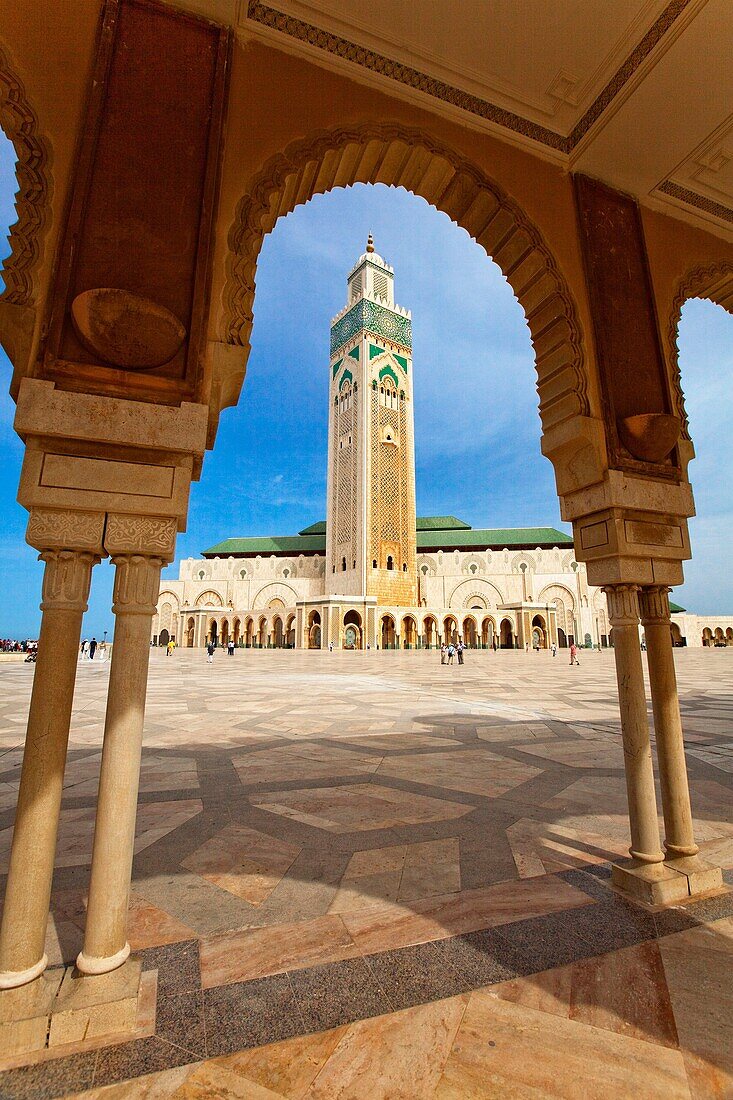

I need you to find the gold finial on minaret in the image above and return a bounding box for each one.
[366,232,375,254]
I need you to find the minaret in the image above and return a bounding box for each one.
[326,236,417,605]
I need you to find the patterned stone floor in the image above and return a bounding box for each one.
[0,648,731,1097]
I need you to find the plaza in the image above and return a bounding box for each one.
[0,647,731,1096]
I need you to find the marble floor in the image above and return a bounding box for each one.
[0,647,731,1097]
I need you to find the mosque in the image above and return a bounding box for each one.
[153,239,710,652]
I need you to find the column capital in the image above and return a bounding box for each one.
[639,585,672,625]
[111,554,165,616]
[602,583,641,626]
[40,550,100,612]
[27,507,105,554]
[104,514,177,560]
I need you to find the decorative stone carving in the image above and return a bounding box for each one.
[40,550,98,612]
[639,585,672,625]
[111,554,165,616]
[27,508,105,553]
[70,289,186,369]
[223,123,588,436]
[667,261,733,440]
[105,515,177,559]
[0,45,51,306]
[617,413,681,463]
[603,583,641,627]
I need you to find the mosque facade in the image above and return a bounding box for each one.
[153,240,703,652]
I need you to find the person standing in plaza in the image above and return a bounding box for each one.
[80,639,88,660]
[89,637,97,661]
[166,638,175,657]
[569,641,580,666]
[227,638,235,656]
[456,640,464,665]
[551,642,557,658]
[440,642,447,665]
[447,643,455,665]
[206,639,216,664]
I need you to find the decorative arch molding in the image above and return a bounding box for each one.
[252,581,299,609]
[378,364,399,388]
[511,552,536,573]
[538,582,576,611]
[157,590,180,611]
[0,44,52,306]
[222,124,588,432]
[668,261,733,440]
[449,578,504,609]
[195,589,224,607]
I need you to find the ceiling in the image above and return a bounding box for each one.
[173,0,733,240]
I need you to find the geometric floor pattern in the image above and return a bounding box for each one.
[0,648,731,1097]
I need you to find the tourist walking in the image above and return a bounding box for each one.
[227,639,235,656]
[447,643,455,665]
[569,642,580,666]
[206,639,216,664]
[551,642,557,658]
[80,639,89,660]
[98,640,107,661]
[440,643,447,665]
[166,639,175,657]
[89,637,97,660]
[456,640,464,665]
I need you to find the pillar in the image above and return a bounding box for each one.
[603,585,664,865]
[0,509,103,988]
[639,586,698,857]
[638,586,721,896]
[76,516,175,975]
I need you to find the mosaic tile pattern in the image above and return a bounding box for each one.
[0,648,731,1095]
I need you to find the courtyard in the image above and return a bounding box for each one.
[0,647,731,1097]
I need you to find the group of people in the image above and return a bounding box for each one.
[440,640,466,665]
[0,638,36,653]
[79,637,107,661]
[206,638,237,662]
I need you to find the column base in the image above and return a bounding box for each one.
[0,953,48,990]
[76,941,130,976]
[48,959,142,1048]
[664,855,724,897]
[0,970,62,1057]
[611,859,690,905]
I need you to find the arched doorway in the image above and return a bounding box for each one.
[186,617,195,648]
[286,614,296,648]
[714,627,725,646]
[220,619,229,646]
[233,618,241,645]
[343,610,362,650]
[500,618,514,649]
[381,615,396,649]
[531,614,547,650]
[481,617,495,649]
[671,623,683,647]
[702,627,713,647]
[273,616,284,648]
[402,615,417,648]
[159,628,170,648]
[423,616,437,648]
[308,610,321,650]
[463,617,477,648]
[726,628,733,647]
[443,616,457,645]
[245,618,254,647]
[257,616,267,647]
[207,619,218,646]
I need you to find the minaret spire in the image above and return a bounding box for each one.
[366,232,375,254]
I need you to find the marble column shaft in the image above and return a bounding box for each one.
[603,584,664,865]
[0,547,99,988]
[77,551,165,974]
[640,585,699,858]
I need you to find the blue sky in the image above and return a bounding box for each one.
[0,132,731,635]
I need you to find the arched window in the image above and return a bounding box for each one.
[239,569,247,579]
[198,570,205,580]
[421,564,428,575]
[386,555,394,570]
[372,559,377,568]
[342,557,347,571]
[402,563,407,571]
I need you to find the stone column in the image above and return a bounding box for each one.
[603,584,664,866]
[639,586,698,858]
[0,509,103,989]
[77,516,175,975]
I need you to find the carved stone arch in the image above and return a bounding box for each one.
[0,44,52,308]
[538,582,576,611]
[448,578,504,609]
[511,552,536,573]
[463,556,485,576]
[157,590,180,612]
[668,261,733,440]
[538,582,576,637]
[221,124,589,439]
[195,589,224,607]
[252,581,298,610]
[417,555,438,577]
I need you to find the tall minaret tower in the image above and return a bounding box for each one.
[326,236,418,606]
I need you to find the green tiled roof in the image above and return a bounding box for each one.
[203,534,326,557]
[416,516,471,531]
[417,527,573,550]
[669,601,686,613]
[203,522,573,558]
